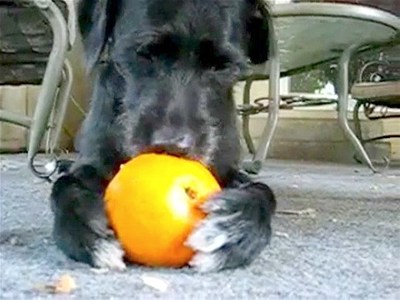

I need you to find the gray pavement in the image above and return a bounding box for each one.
[0,154,399,299]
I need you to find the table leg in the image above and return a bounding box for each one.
[250,17,281,173]
[337,43,377,172]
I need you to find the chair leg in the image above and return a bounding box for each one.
[352,100,367,164]
[251,17,280,173]
[353,100,363,141]
[337,43,377,172]
[45,60,73,154]
[242,78,255,154]
[27,1,69,178]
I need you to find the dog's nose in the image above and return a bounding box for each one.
[151,134,194,155]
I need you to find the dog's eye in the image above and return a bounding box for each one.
[136,35,180,62]
[136,46,153,61]
[197,40,231,71]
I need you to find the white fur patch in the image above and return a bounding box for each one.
[189,252,224,273]
[187,222,228,253]
[92,239,126,270]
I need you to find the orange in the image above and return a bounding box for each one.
[104,153,221,267]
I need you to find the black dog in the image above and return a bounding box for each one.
[51,0,276,272]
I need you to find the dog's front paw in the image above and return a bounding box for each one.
[186,211,242,272]
[51,169,126,271]
[186,183,275,272]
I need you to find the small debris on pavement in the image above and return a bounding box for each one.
[91,268,109,274]
[35,274,77,294]
[276,208,316,217]
[370,185,379,191]
[0,160,22,171]
[0,233,24,247]
[141,274,169,292]
[9,235,20,246]
[275,231,290,238]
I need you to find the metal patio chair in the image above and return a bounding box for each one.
[351,46,400,164]
[0,0,76,178]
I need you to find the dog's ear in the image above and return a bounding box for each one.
[77,0,120,70]
[243,0,270,64]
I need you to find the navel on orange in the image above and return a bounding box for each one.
[104,153,221,267]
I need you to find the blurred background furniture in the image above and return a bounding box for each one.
[351,45,400,160]
[0,0,76,178]
[241,2,400,173]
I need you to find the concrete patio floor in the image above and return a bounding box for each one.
[0,154,399,299]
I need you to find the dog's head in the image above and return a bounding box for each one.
[79,0,269,69]
[78,0,270,172]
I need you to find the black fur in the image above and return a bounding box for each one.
[51,0,275,272]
